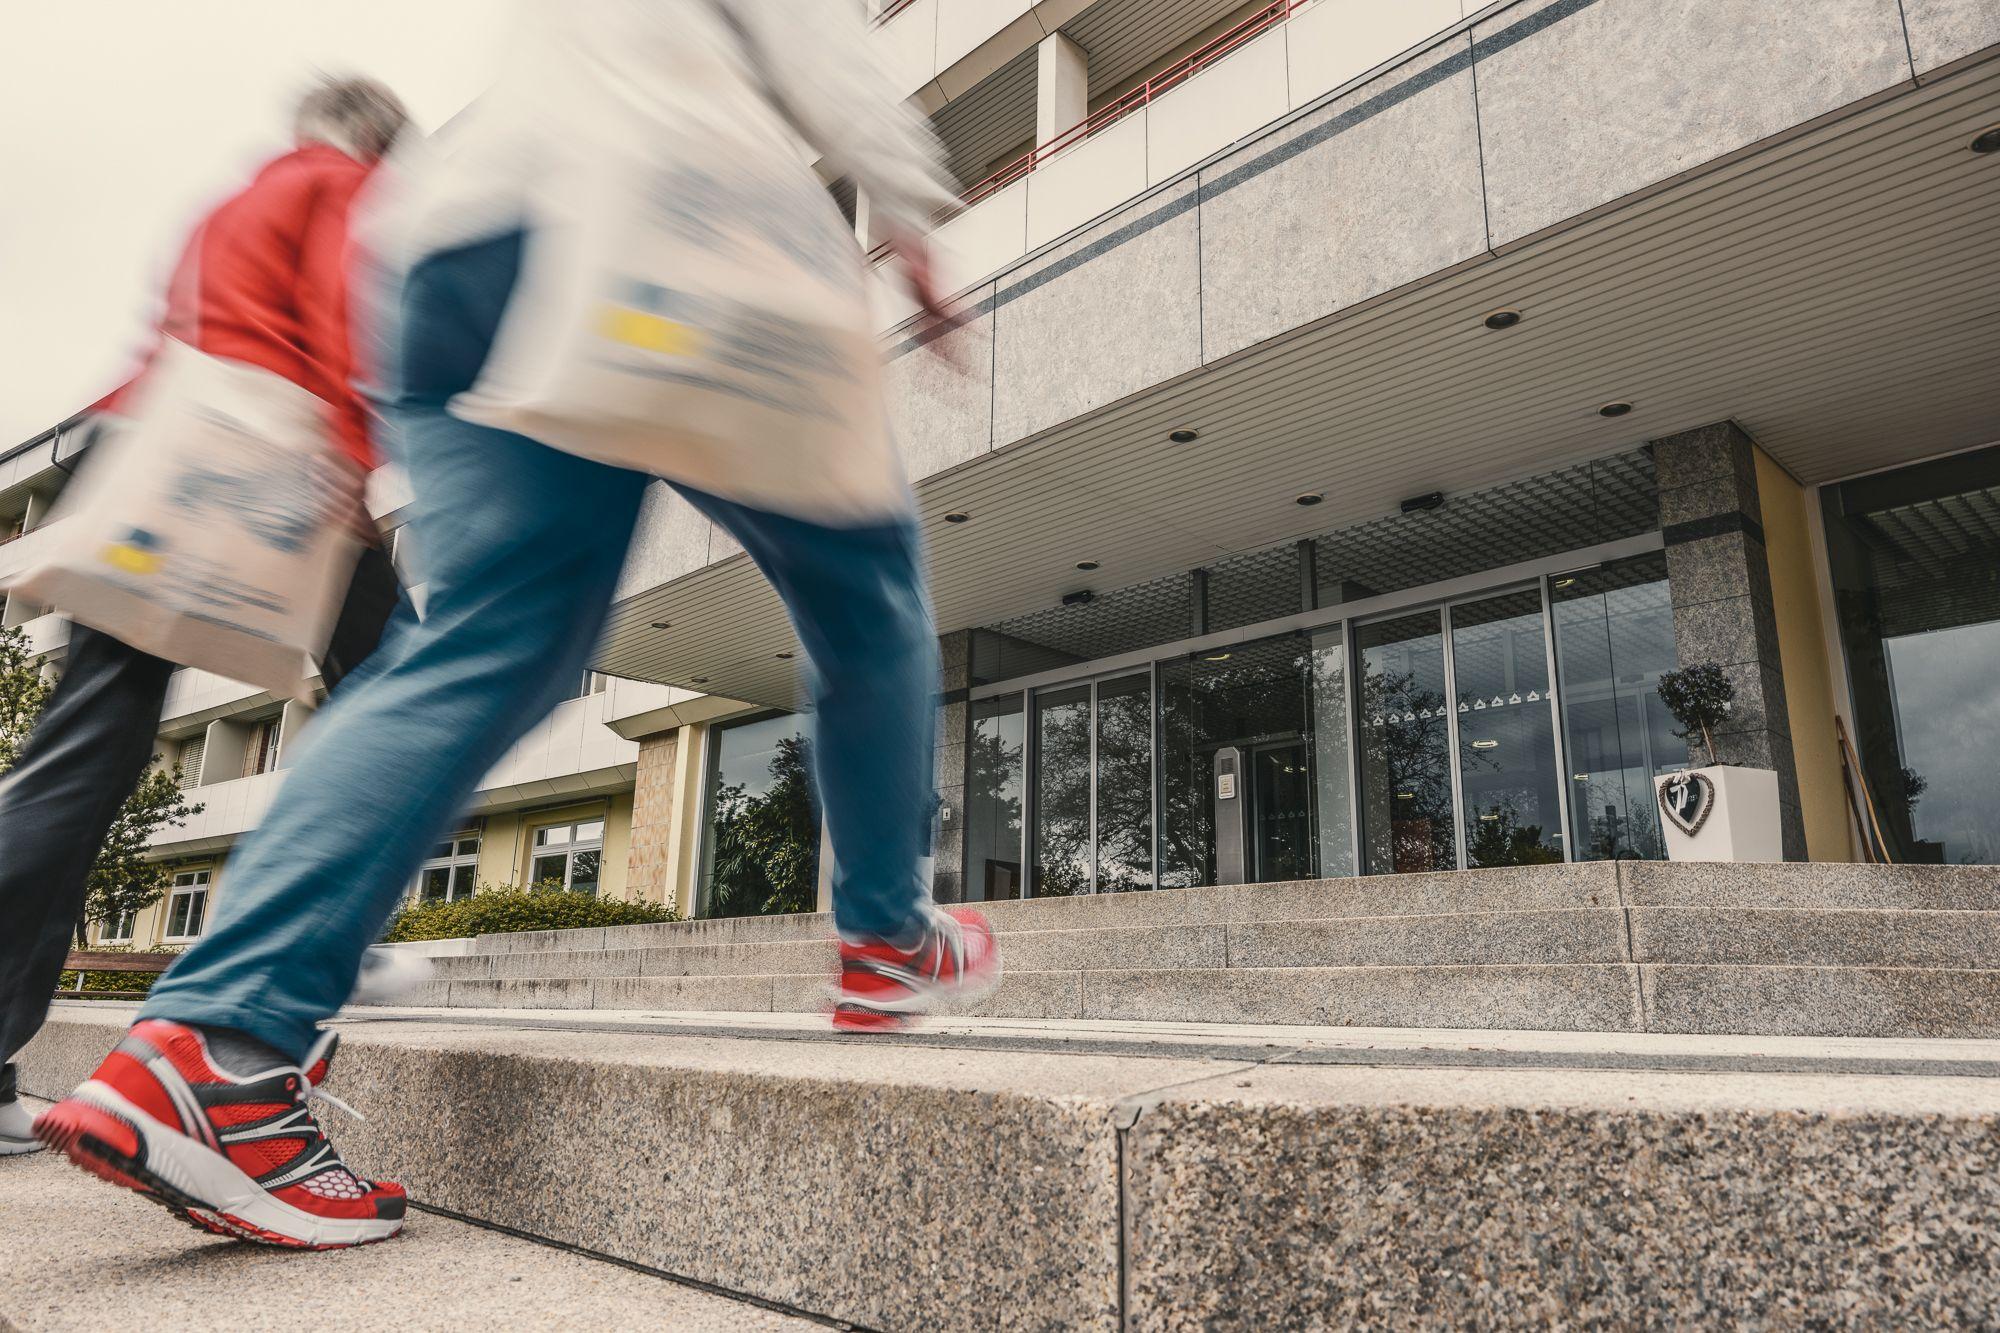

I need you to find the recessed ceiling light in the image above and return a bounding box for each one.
[1598,401,1635,418]
[1169,428,1200,444]
[1971,125,2000,154]
[943,511,970,524]
[648,621,672,630]
[1482,308,1523,331]
[1295,492,1324,507]
[1075,560,1100,571]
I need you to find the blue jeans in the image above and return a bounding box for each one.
[141,233,940,1062]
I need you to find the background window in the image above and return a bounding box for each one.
[413,834,482,904]
[1823,446,2000,865]
[164,869,211,940]
[530,820,604,893]
[245,716,283,777]
[699,713,819,919]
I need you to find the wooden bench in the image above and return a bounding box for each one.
[59,950,180,1000]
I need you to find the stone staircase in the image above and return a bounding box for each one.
[386,861,2000,1038]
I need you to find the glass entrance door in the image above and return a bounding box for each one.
[1356,612,1457,873]
[1249,741,1314,882]
[1449,591,1566,866]
[1030,672,1153,896]
[1355,589,1571,874]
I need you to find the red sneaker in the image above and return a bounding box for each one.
[834,906,1002,1032]
[34,1019,404,1249]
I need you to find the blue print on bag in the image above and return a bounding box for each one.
[166,441,336,554]
[644,162,859,290]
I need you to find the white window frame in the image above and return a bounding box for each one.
[410,834,481,905]
[101,909,136,944]
[529,818,607,893]
[163,869,212,942]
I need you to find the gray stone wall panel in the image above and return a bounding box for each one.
[1473,0,1913,247]
[1198,38,1488,362]
[1901,0,2000,75]
[990,180,1203,444]
[882,284,996,483]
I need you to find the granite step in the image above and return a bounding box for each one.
[462,864,2000,961]
[394,961,2000,1038]
[19,1005,2000,1329]
[433,909,1639,982]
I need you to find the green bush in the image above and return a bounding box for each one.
[56,970,163,998]
[383,886,680,943]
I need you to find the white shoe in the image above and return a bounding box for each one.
[349,945,435,1007]
[1,1087,44,1156]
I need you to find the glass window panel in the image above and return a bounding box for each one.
[1450,591,1565,866]
[1823,446,2000,865]
[1356,612,1456,874]
[1094,674,1153,893]
[568,850,602,896]
[1031,685,1092,897]
[1310,631,1355,878]
[965,695,1025,903]
[1157,635,1314,889]
[421,866,453,904]
[699,712,821,918]
[1552,554,1679,860]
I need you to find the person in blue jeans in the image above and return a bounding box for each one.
[33,221,1000,1247]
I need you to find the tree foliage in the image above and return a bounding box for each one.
[1656,662,1735,766]
[0,623,204,944]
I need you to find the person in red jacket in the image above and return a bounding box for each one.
[0,78,410,1159]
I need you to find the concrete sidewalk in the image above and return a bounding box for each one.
[0,1102,820,1333]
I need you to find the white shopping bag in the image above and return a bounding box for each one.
[429,4,909,523]
[7,341,365,702]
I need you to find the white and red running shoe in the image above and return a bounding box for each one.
[833,906,1002,1032]
[34,1019,405,1248]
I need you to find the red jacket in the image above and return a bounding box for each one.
[105,144,378,469]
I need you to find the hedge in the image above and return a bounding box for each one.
[383,889,680,943]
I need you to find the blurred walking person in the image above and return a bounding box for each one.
[36,0,996,1247]
[0,79,410,1159]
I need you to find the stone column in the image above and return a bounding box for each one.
[1651,420,1806,859]
[625,729,680,906]
[932,630,972,904]
[1037,32,1089,144]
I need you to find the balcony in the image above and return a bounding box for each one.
[872,0,1465,331]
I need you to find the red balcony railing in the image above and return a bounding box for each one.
[866,0,1311,263]
[958,0,1307,208]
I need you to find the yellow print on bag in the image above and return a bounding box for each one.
[100,530,164,575]
[599,306,705,356]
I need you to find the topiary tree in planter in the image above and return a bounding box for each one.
[1656,662,1735,768]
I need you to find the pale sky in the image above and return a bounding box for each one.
[0,1,519,447]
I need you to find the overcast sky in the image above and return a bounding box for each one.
[0,2,518,447]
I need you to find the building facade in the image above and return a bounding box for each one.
[4,0,1996,947]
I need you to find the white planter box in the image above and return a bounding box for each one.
[1653,765,1782,863]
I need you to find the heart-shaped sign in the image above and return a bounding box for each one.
[1658,771,1715,837]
